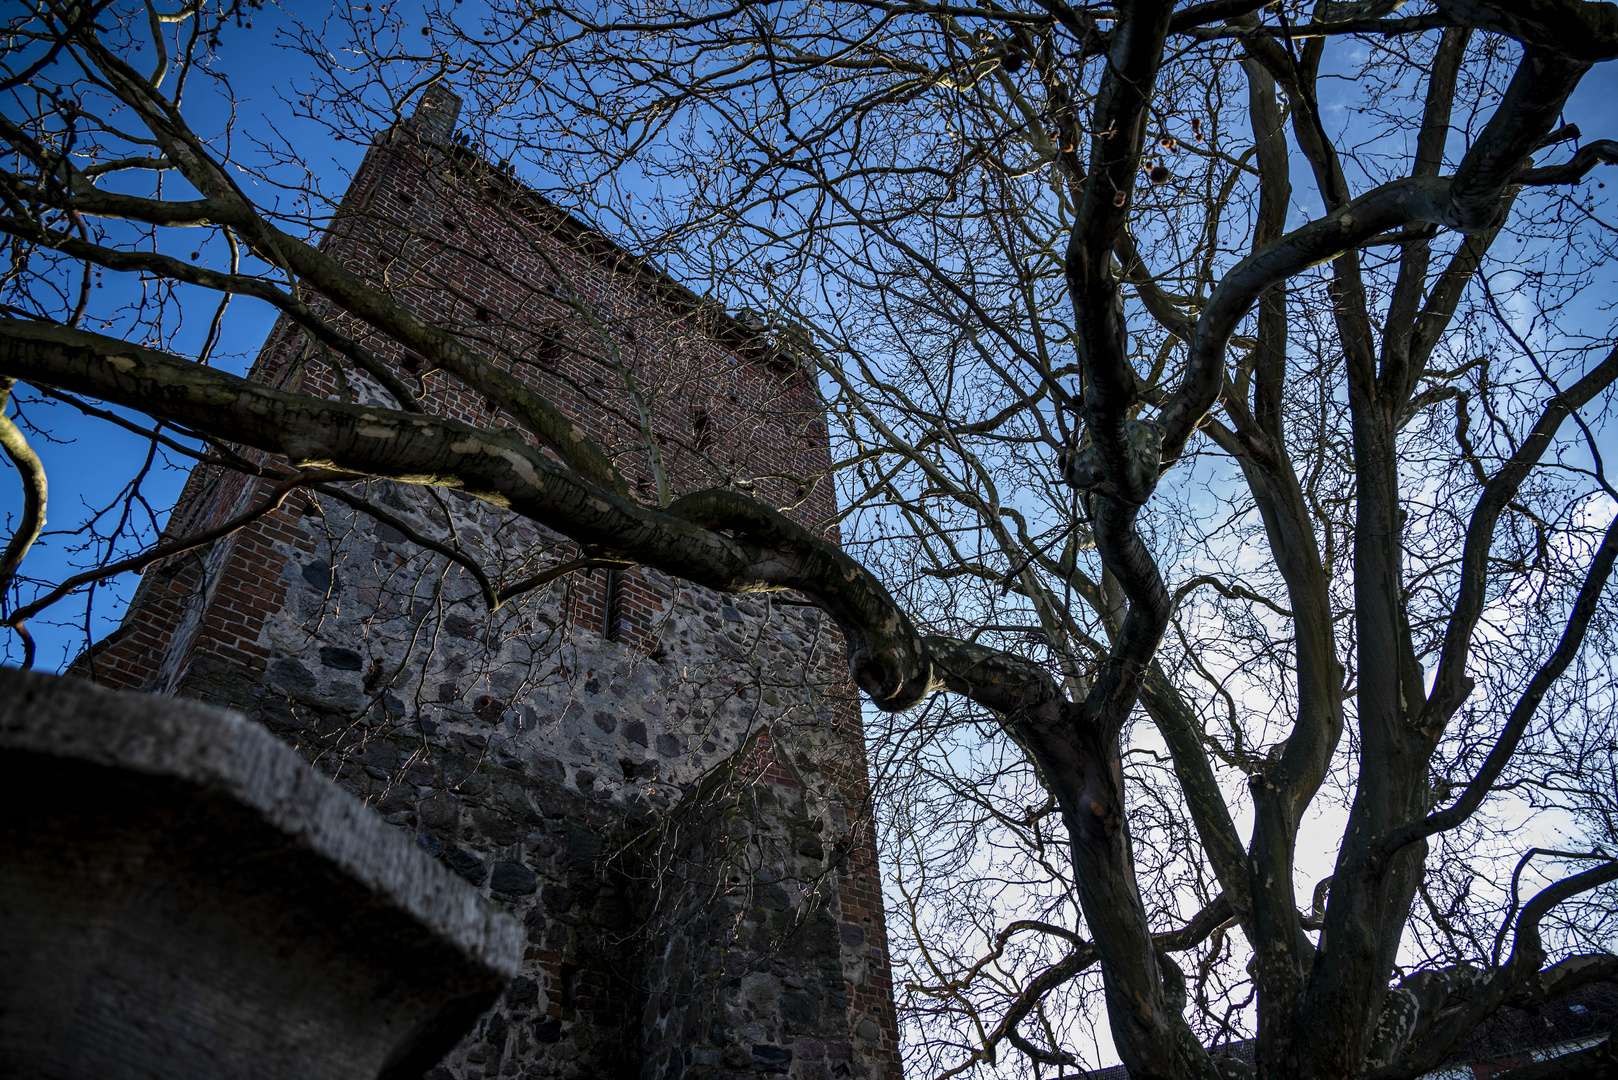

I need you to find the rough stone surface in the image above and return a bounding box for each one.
[0,668,521,1080]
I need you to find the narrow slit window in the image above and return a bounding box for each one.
[558,963,581,1010]
[603,569,624,643]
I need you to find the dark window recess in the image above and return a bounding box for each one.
[692,407,713,451]
[558,963,581,1010]
[401,353,422,372]
[603,569,625,643]
[395,189,414,205]
[441,215,458,231]
[475,304,492,322]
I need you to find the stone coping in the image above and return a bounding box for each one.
[0,666,522,979]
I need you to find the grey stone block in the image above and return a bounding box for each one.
[490,861,537,895]
[0,669,522,1080]
[301,560,335,591]
[319,645,364,670]
[752,1044,793,1072]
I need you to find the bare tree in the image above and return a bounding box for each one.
[3,0,1618,1077]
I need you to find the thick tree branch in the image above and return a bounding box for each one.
[50,36,634,498]
[1432,0,1618,63]
[1446,46,1592,230]
[1378,511,1618,864]
[955,894,1235,1077]
[1507,953,1618,1009]
[0,217,425,413]
[0,378,47,600]
[1424,344,1618,731]
[1515,138,1618,185]
[1382,26,1471,400]
[1064,0,1175,506]
[1181,13,1452,41]
[1373,861,1618,1080]
[0,319,1096,728]
[1166,0,1272,33]
[1162,22,1603,476]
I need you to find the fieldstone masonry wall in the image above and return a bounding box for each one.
[77,86,902,1080]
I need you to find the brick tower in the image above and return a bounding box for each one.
[79,87,903,1080]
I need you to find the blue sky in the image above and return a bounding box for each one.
[5,6,1618,680]
[0,1,369,669]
